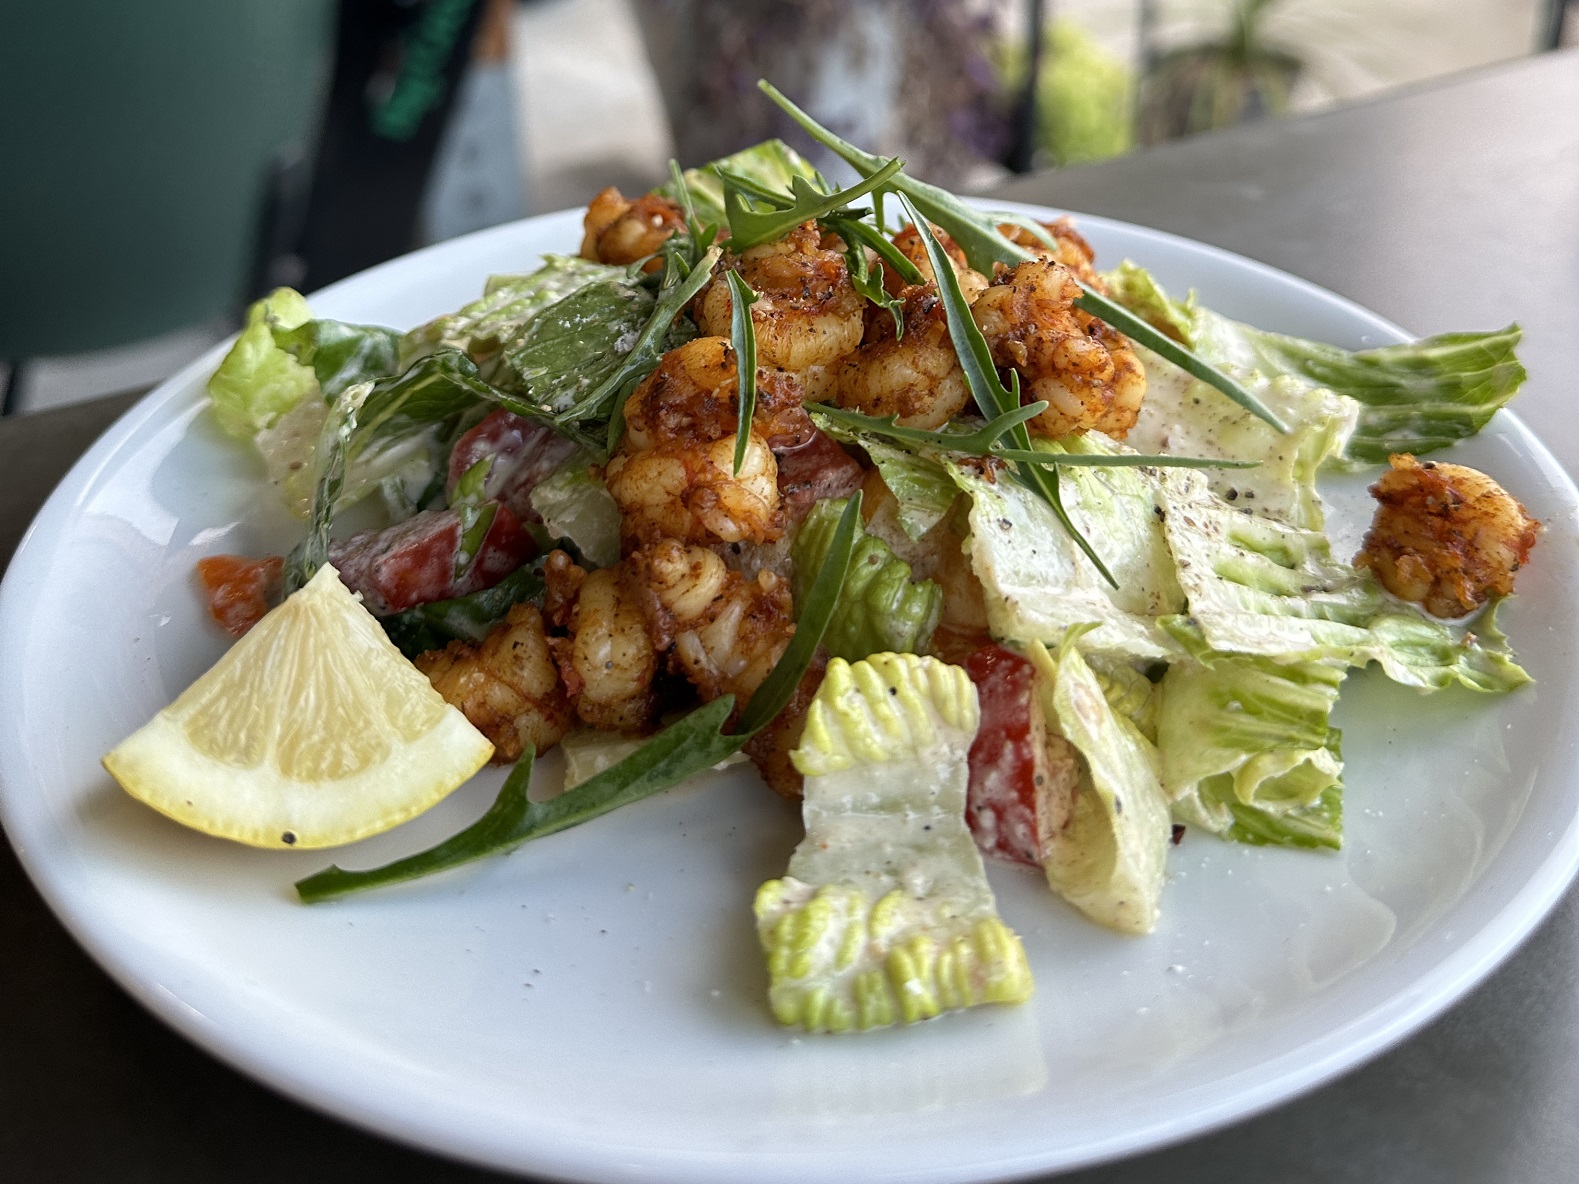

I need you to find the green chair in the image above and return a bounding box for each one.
[0,1,335,408]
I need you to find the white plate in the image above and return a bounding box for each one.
[3,205,1577,1184]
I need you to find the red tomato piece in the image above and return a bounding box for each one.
[964,644,1046,868]
[446,409,580,523]
[328,502,536,616]
[195,554,284,637]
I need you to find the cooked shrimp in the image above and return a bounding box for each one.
[580,186,686,271]
[554,563,658,732]
[1356,454,1540,618]
[970,259,1147,439]
[997,216,1104,289]
[888,222,989,304]
[415,604,571,763]
[630,539,796,705]
[695,222,865,402]
[608,337,811,548]
[831,286,971,430]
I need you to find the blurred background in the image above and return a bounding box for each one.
[1,0,1572,415]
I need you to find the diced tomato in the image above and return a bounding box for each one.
[964,644,1046,868]
[328,502,536,616]
[195,554,284,637]
[774,429,865,525]
[447,409,580,522]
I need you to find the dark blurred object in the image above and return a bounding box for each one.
[1542,0,1574,50]
[0,2,334,363]
[292,0,485,293]
[1003,0,1046,174]
[1136,0,1301,147]
[632,0,1008,187]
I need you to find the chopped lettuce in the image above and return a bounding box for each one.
[502,278,660,412]
[1027,634,1172,934]
[272,318,402,398]
[207,288,316,439]
[1157,650,1346,850]
[560,729,648,790]
[813,415,959,540]
[757,653,1033,1032]
[528,453,622,569]
[399,255,628,375]
[1108,262,1525,474]
[1155,468,1531,692]
[946,439,1183,661]
[792,498,942,661]
[1113,264,1357,530]
[658,138,823,228]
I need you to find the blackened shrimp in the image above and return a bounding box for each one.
[606,337,812,548]
[544,553,659,733]
[695,222,865,402]
[831,286,971,430]
[997,216,1105,289]
[580,186,686,271]
[1356,454,1540,618]
[630,539,796,706]
[970,259,1147,439]
[888,222,989,304]
[415,604,572,763]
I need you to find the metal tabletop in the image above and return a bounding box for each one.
[3,48,1577,1184]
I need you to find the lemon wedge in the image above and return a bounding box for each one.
[103,564,493,848]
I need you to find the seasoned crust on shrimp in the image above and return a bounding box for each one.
[415,604,571,763]
[1356,454,1540,618]
[997,217,1104,289]
[695,222,866,402]
[553,563,659,732]
[580,186,685,270]
[609,337,809,548]
[620,336,810,452]
[970,259,1147,439]
[888,223,989,303]
[628,539,795,705]
[831,285,970,430]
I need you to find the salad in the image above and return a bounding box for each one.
[104,81,1539,1036]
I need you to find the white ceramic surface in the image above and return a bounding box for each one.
[2,205,1577,1184]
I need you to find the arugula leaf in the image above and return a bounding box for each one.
[726,270,759,475]
[822,215,907,335]
[721,157,904,251]
[295,495,863,901]
[272,318,402,398]
[656,139,823,228]
[810,404,1255,468]
[380,563,547,659]
[901,195,1118,587]
[758,80,1284,433]
[667,158,718,269]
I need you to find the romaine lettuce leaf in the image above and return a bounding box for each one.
[658,138,823,228]
[1027,634,1172,934]
[207,288,316,439]
[502,278,662,412]
[1155,468,1531,692]
[792,498,942,661]
[399,255,629,375]
[380,562,546,658]
[528,453,622,569]
[1108,262,1525,472]
[946,438,1183,661]
[1157,649,1346,849]
[813,416,959,541]
[757,653,1032,1032]
[272,317,402,399]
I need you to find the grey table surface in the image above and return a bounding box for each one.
[3,48,1577,1184]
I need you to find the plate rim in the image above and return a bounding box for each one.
[2,202,1576,1183]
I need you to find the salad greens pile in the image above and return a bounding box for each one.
[204,82,1532,972]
